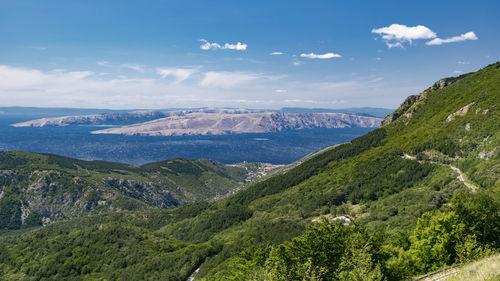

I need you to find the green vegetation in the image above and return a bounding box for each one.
[0,152,265,231]
[0,62,499,280]
[442,254,500,281]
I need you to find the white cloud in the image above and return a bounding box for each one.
[122,64,145,72]
[67,71,94,80]
[270,51,284,55]
[156,67,198,83]
[368,77,384,83]
[224,42,247,50]
[426,31,478,46]
[372,24,437,48]
[200,71,260,88]
[292,61,302,66]
[300,52,342,59]
[454,70,464,74]
[314,81,358,90]
[284,99,317,104]
[457,61,469,65]
[200,39,247,51]
[375,57,382,61]
[0,65,421,110]
[96,61,110,67]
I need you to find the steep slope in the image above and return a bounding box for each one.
[0,62,498,280]
[0,151,272,231]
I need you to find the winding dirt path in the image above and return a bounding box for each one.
[449,165,477,192]
[401,153,478,192]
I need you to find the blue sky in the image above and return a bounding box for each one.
[0,0,498,109]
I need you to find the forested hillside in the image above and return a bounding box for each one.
[0,152,267,232]
[0,62,498,280]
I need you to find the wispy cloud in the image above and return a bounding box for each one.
[200,71,261,88]
[67,71,94,80]
[284,99,317,104]
[224,57,264,64]
[426,31,478,46]
[200,39,247,51]
[156,67,199,83]
[0,65,417,110]
[300,52,342,59]
[270,51,284,55]
[96,61,110,67]
[372,24,436,48]
[122,64,145,72]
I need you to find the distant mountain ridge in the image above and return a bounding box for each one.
[279,107,394,118]
[12,108,382,136]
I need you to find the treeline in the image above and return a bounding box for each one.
[198,186,500,280]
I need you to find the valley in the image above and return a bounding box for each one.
[3,1,498,279]
[0,62,498,280]
[0,152,277,232]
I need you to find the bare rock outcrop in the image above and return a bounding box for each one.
[90,112,381,136]
[381,76,466,127]
[12,108,381,136]
[445,102,475,122]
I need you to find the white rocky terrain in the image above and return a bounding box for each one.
[12,109,381,136]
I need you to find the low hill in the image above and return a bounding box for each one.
[0,62,498,280]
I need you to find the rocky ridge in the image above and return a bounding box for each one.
[381,74,471,126]
[12,109,381,136]
[92,112,380,136]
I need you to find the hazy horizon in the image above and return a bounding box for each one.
[1,1,498,109]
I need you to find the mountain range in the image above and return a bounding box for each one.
[0,62,498,280]
[12,109,381,137]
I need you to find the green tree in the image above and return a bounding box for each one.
[265,220,383,281]
[409,211,465,272]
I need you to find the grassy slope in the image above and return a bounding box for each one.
[0,62,498,280]
[414,254,500,281]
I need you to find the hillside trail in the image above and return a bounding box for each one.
[403,154,477,192]
[449,165,477,192]
[186,268,199,281]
